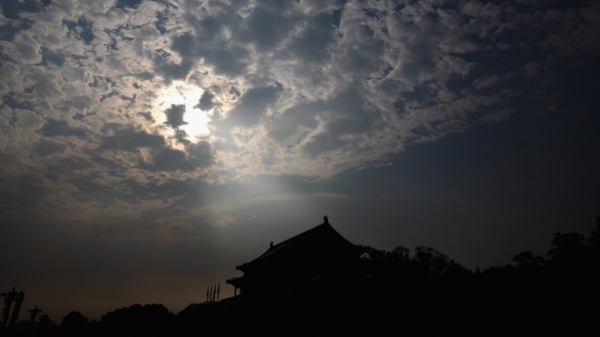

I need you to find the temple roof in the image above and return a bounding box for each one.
[236,216,364,273]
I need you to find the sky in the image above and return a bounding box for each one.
[1,0,599,322]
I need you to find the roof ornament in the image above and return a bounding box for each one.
[324,215,329,224]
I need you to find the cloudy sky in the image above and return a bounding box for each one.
[1,0,599,322]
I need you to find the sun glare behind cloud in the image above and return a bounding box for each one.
[157,83,212,142]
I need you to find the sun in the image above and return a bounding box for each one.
[180,90,211,139]
[157,83,212,142]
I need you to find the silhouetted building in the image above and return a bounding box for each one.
[226,216,367,315]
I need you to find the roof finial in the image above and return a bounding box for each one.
[324,215,328,224]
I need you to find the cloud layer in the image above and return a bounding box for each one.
[1,0,599,230]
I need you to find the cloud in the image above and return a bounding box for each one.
[240,3,294,52]
[100,125,166,152]
[164,104,187,129]
[196,91,215,111]
[0,31,43,65]
[186,141,214,168]
[213,214,236,228]
[224,83,283,127]
[41,119,87,138]
[33,140,67,156]
[301,88,374,158]
[116,0,143,10]
[146,147,193,171]
[0,0,599,228]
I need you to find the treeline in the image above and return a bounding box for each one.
[5,218,600,336]
[360,217,600,284]
[351,217,600,334]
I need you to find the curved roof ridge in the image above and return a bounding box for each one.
[236,217,358,271]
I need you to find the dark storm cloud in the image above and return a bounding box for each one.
[174,11,251,76]
[65,18,95,44]
[155,10,169,34]
[170,32,195,59]
[144,147,193,172]
[287,12,339,63]
[154,55,196,82]
[196,90,214,111]
[100,125,166,151]
[205,45,250,76]
[98,125,213,172]
[302,89,374,158]
[335,29,384,80]
[267,87,374,158]
[58,154,97,172]
[154,31,231,80]
[143,140,213,171]
[69,172,165,207]
[33,140,66,156]
[268,101,319,144]
[3,95,34,110]
[116,0,143,10]
[137,111,155,122]
[40,47,66,66]
[173,129,191,145]
[0,0,48,20]
[241,3,292,51]
[164,104,187,128]
[135,71,155,81]
[40,119,87,138]
[225,83,283,127]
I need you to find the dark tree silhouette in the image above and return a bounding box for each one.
[59,311,87,336]
[512,251,548,277]
[548,231,588,277]
[413,246,451,280]
[99,303,174,336]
